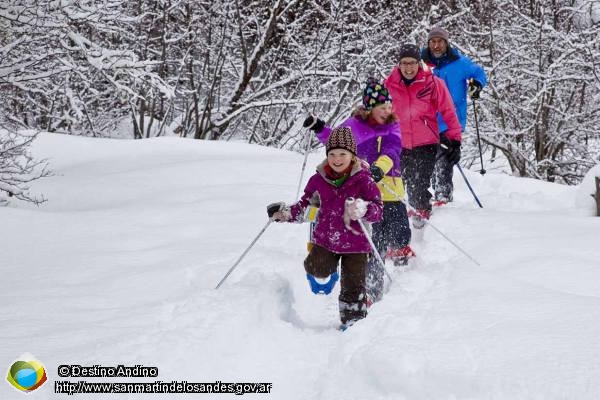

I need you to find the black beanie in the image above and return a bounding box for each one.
[398,43,421,62]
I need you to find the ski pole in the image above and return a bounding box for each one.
[215,220,272,289]
[471,100,486,175]
[345,198,392,284]
[379,182,481,267]
[423,118,483,208]
[295,123,313,200]
[455,164,483,208]
[357,218,393,284]
[438,140,484,209]
[422,221,480,266]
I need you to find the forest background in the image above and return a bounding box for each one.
[1,0,600,203]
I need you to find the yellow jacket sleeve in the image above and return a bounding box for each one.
[373,155,393,174]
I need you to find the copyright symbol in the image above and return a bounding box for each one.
[58,365,71,377]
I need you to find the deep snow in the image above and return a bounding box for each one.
[1,134,599,399]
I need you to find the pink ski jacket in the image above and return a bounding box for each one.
[385,65,461,149]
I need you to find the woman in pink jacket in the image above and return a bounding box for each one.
[385,43,462,228]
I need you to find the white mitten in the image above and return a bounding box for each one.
[346,198,368,220]
[267,202,291,222]
[272,210,291,222]
[343,198,366,235]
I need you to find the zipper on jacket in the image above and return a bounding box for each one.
[422,118,440,141]
[407,82,414,148]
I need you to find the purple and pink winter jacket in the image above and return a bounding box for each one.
[289,159,383,254]
[316,116,405,201]
[385,66,462,149]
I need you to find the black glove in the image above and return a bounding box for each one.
[468,80,482,100]
[440,136,461,165]
[302,115,325,133]
[267,202,286,218]
[369,164,384,182]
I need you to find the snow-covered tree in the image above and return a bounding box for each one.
[1,0,599,184]
[0,0,170,137]
[0,128,50,204]
[453,0,600,184]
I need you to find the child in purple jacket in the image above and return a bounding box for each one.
[267,127,383,327]
[303,79,414,304]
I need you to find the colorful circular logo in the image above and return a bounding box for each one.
[6,353,48,394]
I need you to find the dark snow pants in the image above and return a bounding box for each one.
[366,201,411,302]
[401,144,438,212]
[304,245,368,325]
[432,145,454,202]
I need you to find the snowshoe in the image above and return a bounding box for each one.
[306,271,339,295]
[387,246,416,266]
[432,199,448,207]
[408,209,430,229]
[432,194,453,207]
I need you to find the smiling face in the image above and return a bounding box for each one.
[428,37,448,58]
[369,103,393,125]
[399,57,419,80]
[327,149,353,173]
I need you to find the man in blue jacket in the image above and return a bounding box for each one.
[422,27,488,204]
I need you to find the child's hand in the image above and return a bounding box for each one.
[345,198,368,220]
[267,202,291,222]
[272,211,290,222]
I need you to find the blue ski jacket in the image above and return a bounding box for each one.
[421,46,487,133]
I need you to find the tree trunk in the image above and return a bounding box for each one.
[595,177,600,217]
